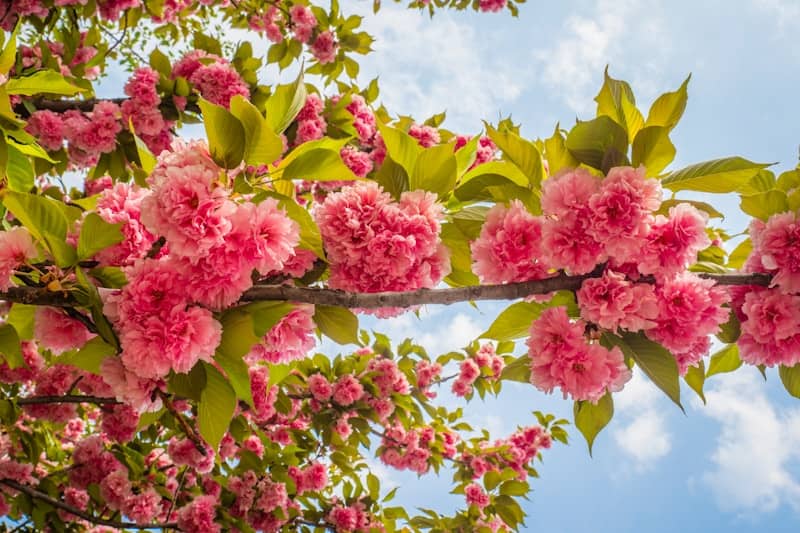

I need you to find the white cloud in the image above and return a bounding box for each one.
[354,4,526,131]
[533,0,670,113]
[612,372,672,469]
[699,371,800,514]
[751,0,800,30]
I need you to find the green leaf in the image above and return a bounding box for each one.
[543,124,579,176]
[247,301,294,337]
[377,122,421,177]
[215,309,262,407]
[5,145,34,192]
[367,472,380,500]
[595,69,644,140]
[1,191,76,266]
[7,304,35,340]
[131,131,157,174]
[5,70,84,96]
[565,116,629,173]
[661,157,771,193]
[0,24,19,75]
[461,160,529,187]
[267,362,294,389]
[631,126,676,175]
[500,355,531,383]
[645,75,690,131]
[149,48,172,76]
[77,213,124,260]
[779,364,800,399]
[499,480,529,497]
[257,191,324,258]
[716,310,741,344]
[229,95,284,166]
[480,302,542,341]
[573,392,613,456]
[684,360,706,404]
[485,124,544,187]
[57,337,116,374]
[739,190,789,221]
[280,147,359,182]
[198,98,246,169]
[198,362,237,450]
[264,71,307,134]
[410,143,458,196]
[374,156,409,199]
[706,344,742,378]
[605,332,683,410]
[314,305,359,345]
[0,324,23,369]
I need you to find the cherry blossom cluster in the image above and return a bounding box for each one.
[461,424,552,481]
[314,181,450,316]
[731,212,800,366]
[249,3,339,64]
[25,101,122,168]
[93,140,300,392]
[171,50,250,109]
[18,34,100,81]
[451,343,504,397]
[470,166,733,400]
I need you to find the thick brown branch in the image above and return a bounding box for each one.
[0,479,178,529]
[16,395,120,406]
[13,97,127,116]
[240,272,773,308]
[0,272,774,310]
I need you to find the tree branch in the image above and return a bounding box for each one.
[159,392,208,456]
[0,479,178,530]
[16,395,121,406]
[13,97,128,116]
[0,272,773,310]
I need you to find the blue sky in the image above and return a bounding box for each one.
[325,1,800,531]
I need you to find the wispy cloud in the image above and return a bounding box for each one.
[532,0,670,114]
[612,372,673,470]
[699,370,800,514]
[355,4,527,132]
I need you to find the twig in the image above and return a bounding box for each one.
[159,391,208,456]
[0,479,178,529]
[16,395,120,406]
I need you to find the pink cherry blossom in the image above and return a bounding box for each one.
[577,269,659,331]
[637,203,710,278]
[757,211,800,293]
[0,227,38,291]
[471,200,549,283]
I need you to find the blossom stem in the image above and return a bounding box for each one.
[159,392,208,456]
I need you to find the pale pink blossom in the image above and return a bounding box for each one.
[33,307,95,355]
[0,227,38,291]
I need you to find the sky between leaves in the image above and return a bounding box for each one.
[94,0,800,531]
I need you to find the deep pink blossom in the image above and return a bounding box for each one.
[738,289,800,367]
[332,374,364,406]
[408,123,440,147]
[757,211,800,293]
[541,167,599,218]
[25,110,65,151]
[646,273,730,361]
[247,305,316,364]
[465,482,490,508]
[141,140,235,258]
[527,307,631,401]
[577,269,659,331]
[311,30,338,64]
[588,166,661,262]
[177,495,221,533]
[471,200,549,283]
[638,203,710,278]
[189,62,250,108]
